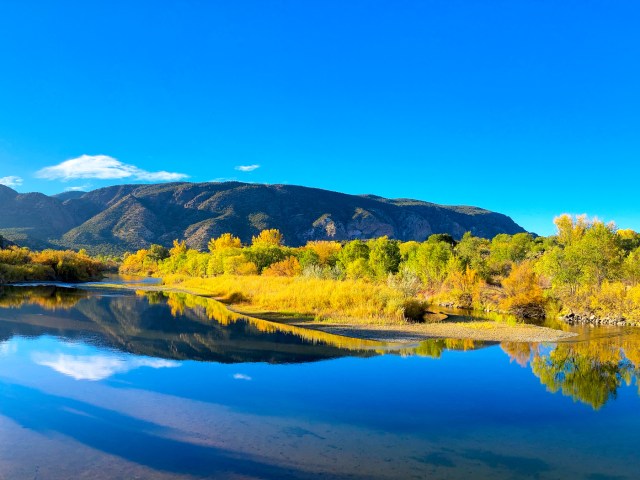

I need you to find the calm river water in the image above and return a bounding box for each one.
[0,283,638,479]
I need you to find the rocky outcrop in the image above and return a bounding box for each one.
[561,312,638,327]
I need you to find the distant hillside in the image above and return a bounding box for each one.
[0,234,16,249]
[0,182,526,254]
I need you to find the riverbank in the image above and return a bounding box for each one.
[115,275,577,343]
[229,308,577,343]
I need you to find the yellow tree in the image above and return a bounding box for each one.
[305,241,342,266]
[252,229,283,247]
[554,213,589,246]
[208,233,242,252]
[500,261,546,318]
[169,240,188,257]
[262,256,302,277]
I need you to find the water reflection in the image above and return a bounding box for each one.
[0,381,342,480]
[1,285,640,478]
[413,337,490,358]
[501,332,640,410]
[33,351,179,381]
[0,286,384,364]
[0,284,88,309]
[2,285,640,409]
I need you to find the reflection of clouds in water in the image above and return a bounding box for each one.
[33,353,180,381]
[233,373,252,381]
[0,340,17,356]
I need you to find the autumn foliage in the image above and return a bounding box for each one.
[0,247,108,283]
[119,219,640,324]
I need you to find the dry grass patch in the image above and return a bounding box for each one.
[162,274,410,324]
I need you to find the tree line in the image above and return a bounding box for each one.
[121,214,640,323]
[0,247,110,283]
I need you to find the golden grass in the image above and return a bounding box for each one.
[161,274,409,325]
[152,291,388,351]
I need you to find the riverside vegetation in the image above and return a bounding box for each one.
[119,214,640,326]
[0,242,112,283]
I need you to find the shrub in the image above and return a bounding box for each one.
[499,261,546,319]
[402,298,429,322]
[262,256,302,277]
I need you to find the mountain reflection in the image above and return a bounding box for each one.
[0,286,384,364]
[2,285,640,408]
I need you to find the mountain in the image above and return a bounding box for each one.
[52,190,88,202]
[0,234,16,249]
[0,182,526,253]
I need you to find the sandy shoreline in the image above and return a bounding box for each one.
[281,320,577,343]
[222,306,578,343]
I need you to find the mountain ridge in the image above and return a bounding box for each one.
[0,182,526,254]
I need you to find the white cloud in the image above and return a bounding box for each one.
[36,155,189,182]
[233,373,252,381]
[0,176,23,188]
[33,352,180,381]
[65,185,92,192]
[209,177,238,183]
[234,164,260,172]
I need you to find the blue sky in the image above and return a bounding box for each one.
[0,1,638,235]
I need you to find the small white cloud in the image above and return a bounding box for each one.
[36,155,189,182]
[234,164,260,172]
[233,373,252,381]
[210,177,237,183]
[33,352,180,381]
[65,184,92,192]
[0,176,23,188]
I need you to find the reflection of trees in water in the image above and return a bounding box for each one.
[412,338,484,359]
[0,285,87,309]
[501,342,539,368]
[501,332,640,410]
[158,291,385,352]
[6,286,639,407]
[0,287,385,364]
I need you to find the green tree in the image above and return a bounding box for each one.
[147,244,170,262]
[618,229,640,253]
[337,240,370,268]
[243,245,287,272]
[539,216,624,291]
[298,249,321,269]
[406,240,453,286]
[577,220,624,285]
[368,237,401,278]
[623,248,640,286]
[455,232,490,278]
[427,233,456,246]
[345,257,373,279]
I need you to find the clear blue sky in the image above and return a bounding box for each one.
[0,1,638,235]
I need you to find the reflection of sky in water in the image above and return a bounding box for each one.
[33,351,179,381]
[0,340,17,356]
[0,335,638,480]
[0,287,639,479]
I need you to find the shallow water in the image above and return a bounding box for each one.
[0,284,639,479]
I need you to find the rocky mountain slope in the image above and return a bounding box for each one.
[0,182,526,254]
